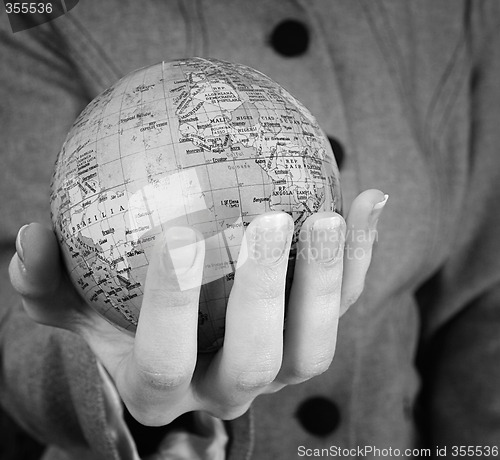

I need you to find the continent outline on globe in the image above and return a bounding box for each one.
[50,57,341,352]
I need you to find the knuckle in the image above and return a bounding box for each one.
[135,364,192,391]
[217,403,252,420]
[312,285,337,305]
[249,271,284,301]
[233,366,278,392]
[126,406,178,427]
[146,287,193,309]
[237,264,285,301]
[252,286,282,303]
[312,264,342,294]
[282,358,333,384]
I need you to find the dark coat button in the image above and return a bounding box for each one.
[328,136,345,170]
[270,19,310,57]
[296,396,341,437]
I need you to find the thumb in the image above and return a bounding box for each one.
[9,223,61,298]
[8,223,81,328]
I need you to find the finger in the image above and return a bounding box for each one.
[117,226,205,425]
[202,212,293,418]
[340,189,388,315]
[8,223,82,328]
[277,212,345,385]
[9,223,60,297]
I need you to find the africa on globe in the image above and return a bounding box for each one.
[50,58,341,352]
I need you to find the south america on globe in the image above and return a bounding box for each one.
[50,58,341,352]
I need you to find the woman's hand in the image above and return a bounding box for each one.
[9,189,387,426]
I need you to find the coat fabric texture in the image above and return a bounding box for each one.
[1,1,500,459]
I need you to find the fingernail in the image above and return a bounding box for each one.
[164,227,198,275]
[16,224,30,264]
[310,216,343,264]
[368,194,389,231]
[252,213,292,265]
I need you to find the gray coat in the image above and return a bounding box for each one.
[1,0,500,458]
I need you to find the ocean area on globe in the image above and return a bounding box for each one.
[50,57,341,352]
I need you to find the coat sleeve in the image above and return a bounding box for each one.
[417,2,500,447]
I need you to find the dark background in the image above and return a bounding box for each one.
[0,408,44,460]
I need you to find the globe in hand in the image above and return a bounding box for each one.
[50,58,341,352]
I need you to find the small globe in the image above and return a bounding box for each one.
[50,58,341,352]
